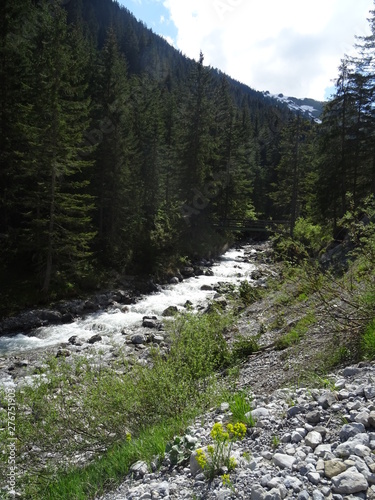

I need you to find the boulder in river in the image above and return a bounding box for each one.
[162,306,178,317]
[200,285,213,291]
[68,336,83,346]
[142,316,160,329]
[181,267,195,278]
[88,334,102,344]
[131,334,147,345]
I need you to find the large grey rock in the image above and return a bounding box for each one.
[305,431,323,450]
[284,475,303,492]
[318,391,337,409]
[312,490,325,500]
[130,460,148,479]
[142,317,159,329]
[306,410,321,424]
[200,285,213,291]
[365,386,375,400]
[314,444,332,457]
[287,406,304,418]
[181,267,195,277]
[273,453,296,469]
[331,466,368,494]
[251,485,282,500]
[343,367,361,377]
[251,485,268,500]
[291,431,303,443]
[297,492,310,500]
[162,306,178,317]
[190,448,206,476]
[340,423,366,442]
[68,335,83,346]
[369,411,375,428]
[88,334,102,344]
[252,407,270,419]
[131,334,147,345]
[307,472,321,485]
[355,411,371,427]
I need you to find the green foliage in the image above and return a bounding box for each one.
[272,218,330,262]
[0,310,233,497]
[239,280,263,305]
[271,435,280,449]
[228,391,255,427]
[167,311,232,380]
[275,312,316,350]
[231,334,260,362]
[165,435,197,466]
[361,320,375,360]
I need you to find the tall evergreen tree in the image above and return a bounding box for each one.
[16,1,95,293]
[270,115,316,235]
[90,26,138,269]
[177,53,215,221]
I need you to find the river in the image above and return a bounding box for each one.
[0,244,264,390]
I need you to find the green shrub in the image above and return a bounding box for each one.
[275,313,316,350]
[272,217,330,262]
[2,310,234,498]
[239,280,263,305]
[231,334,260,361]
[229,391,255,427]
[361,319,375,359]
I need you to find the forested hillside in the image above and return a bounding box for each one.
[0,0,374,311]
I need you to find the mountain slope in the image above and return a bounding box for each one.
[263,92,324,122]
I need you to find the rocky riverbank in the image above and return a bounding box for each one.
[99,361,375,500]
[0,243,271,385]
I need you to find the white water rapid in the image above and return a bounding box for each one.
[0,246,257,356]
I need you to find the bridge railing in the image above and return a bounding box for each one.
[214,219,290,232]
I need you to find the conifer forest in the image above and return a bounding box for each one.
[1,0,375,310]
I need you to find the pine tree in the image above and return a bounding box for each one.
[270,115,316,235]
[90,26,138,268]
[16,1,95,293]
[0,0,36,261]
[177,52,215,221]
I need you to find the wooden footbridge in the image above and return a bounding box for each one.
[214,219,289,233]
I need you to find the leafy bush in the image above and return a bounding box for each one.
[1,310,233,498]
[231,334,260,361]
[272,217,330,262]
[361,319,375,360]
[239,280,263,305]
[275,312,316,350]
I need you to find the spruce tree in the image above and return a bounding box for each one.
[16,1,95,293]
[90,26,138,269]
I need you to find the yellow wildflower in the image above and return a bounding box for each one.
[196,448,207,469]
[228,456,237,471]
[211,422,224,440]
[222,474,231,486]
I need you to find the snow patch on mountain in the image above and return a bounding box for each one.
[263,91,323,123]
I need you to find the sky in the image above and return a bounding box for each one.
[117,0,374,101]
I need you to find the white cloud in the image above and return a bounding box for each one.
[163,0,374,100]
